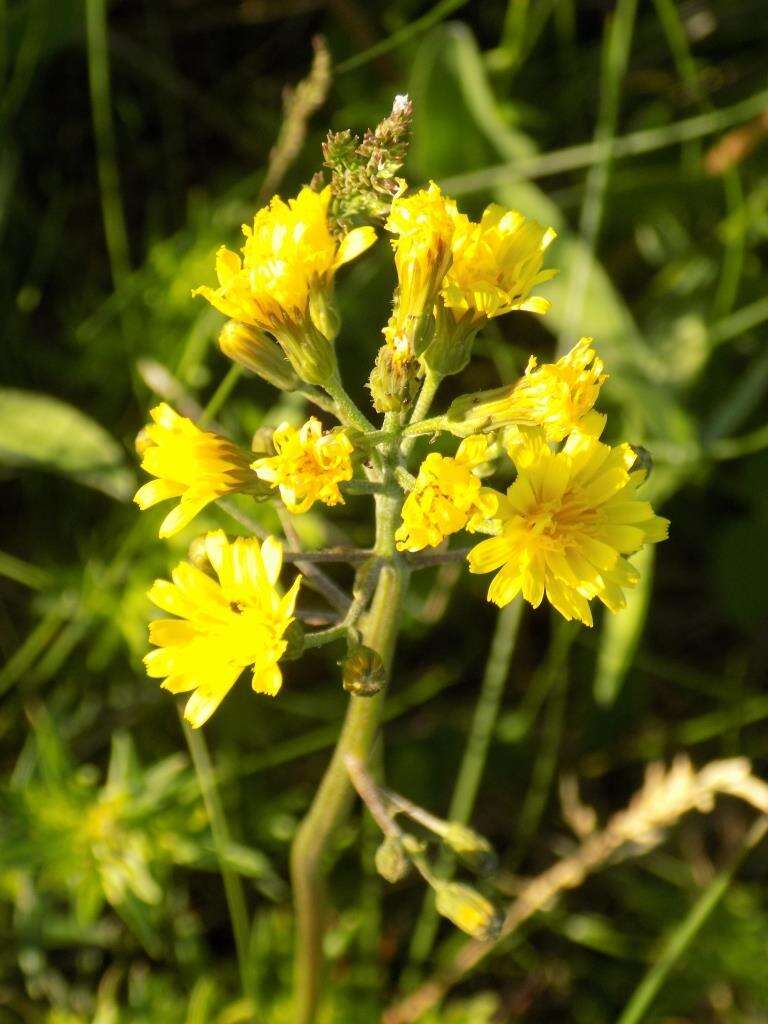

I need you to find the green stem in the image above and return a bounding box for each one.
[290,481,407,1024]
[401,372,442,460]
[200,364,242,426]
[302,624,349,649]
[401,414,449,439]
[297,386,339,416]
[182,719,254,1014]
[405,598,523,971]
[324,370,376,433]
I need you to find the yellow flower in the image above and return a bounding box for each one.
[134,404,255,538]
[145,530,301,727]
[395,435,498,552]
[384,182,460,359]
[445,338,607,441]
[194,186,374,329]
[468,429,669,626]
[423,205,556,378]
[252,417,354,514]
[442,205,557,321]
[193,186,375,383]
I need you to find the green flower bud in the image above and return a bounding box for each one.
[442,822,498,876]
[219,320,299,391]
[368,345,420,414]
[342,644,386,696]
[271,318,339,388]
[374,835,411,883]
[422,303,478,379]
[434,882,502,940]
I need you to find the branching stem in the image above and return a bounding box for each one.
[290,432,407,1022]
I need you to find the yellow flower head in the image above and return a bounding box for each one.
[446,338,607,441]
[468,429,669,626]
[252,417,354,514]
[442,204,557,321]
[134,404,254,538]
[507,337,607,441]
[193,186,375,332]
[384,182,461,359]
[395,435,498,552]
[145,530,301,727]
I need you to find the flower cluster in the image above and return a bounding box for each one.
[135,97,668,728]
[374,182,557,392]
[193,186,375,384]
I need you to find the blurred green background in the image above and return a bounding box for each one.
[3,1,768,1021]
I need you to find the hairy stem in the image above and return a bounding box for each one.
[324,369,377,433]
[401,371,442,460]
[290,485,407,1023]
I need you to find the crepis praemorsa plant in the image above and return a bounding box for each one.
[134,96,668,1021]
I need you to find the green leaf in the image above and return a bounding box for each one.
[0,388,134,499]
[593,545,654,706]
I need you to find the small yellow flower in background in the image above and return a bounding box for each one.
[442,205,557,321]
[395,435,498,552]
[134,404,255,538]
[468,427,668,626]
[145,530,301,727]
[384,182,460,360]
[445,338,607,440]
[193,186,375,384]
[252,417,354,514]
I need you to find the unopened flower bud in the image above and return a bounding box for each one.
[434,882,502,940]
[219,320,299,391]
[282,619,306,661]
[422,303,478,379]
[375,835,411,883]
[342,644,386,696]
[442,822,498,876]
[368,345,420,414]
[271,318,339,388]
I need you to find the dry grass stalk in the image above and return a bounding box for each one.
[384,756,768,1024]
[257,36,332,203]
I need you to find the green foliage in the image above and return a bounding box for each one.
[4,0,768,1021]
